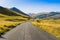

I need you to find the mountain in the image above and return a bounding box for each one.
[35,12,60,19]
[0,6,22,16]
[28,13,36,17]
[10,7,29,16]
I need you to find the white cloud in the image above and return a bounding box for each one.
[0,0,60,13]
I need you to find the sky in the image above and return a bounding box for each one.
[0,0,60,13]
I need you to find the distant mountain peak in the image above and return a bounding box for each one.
[10,7,29,16]
[11,7,20,11]
[11,7,16,8]
[11,7,24,13]
[35,12,60,19]
[0,6,3,8]
[0,6,22,16]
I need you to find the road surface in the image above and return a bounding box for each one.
[0,21,57,40]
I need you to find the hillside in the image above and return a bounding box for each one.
[0,6,31,36]
[32,19,60,40]
[32,12,60,40]
[35,12,60,19]
[0,6,22,16]
[10,7,29,16]
[0,6,30,18]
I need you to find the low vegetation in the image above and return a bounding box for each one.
[0,6,31,36]
[32,19,60,40]
[0,14,30,35]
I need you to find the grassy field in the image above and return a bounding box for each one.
[0,6,31,35]
[0,14,30,35]
[32,19,60,40]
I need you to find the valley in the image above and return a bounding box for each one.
[0,6,60,40]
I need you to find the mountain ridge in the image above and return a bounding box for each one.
[0,6,21,16]
[10,7,29,16]
[35,12,60,19]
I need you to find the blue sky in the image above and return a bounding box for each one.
[0,0,60,13]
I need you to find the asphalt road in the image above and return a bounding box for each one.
[0,21,57,40]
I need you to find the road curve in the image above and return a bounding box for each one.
[0,21,57,40]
